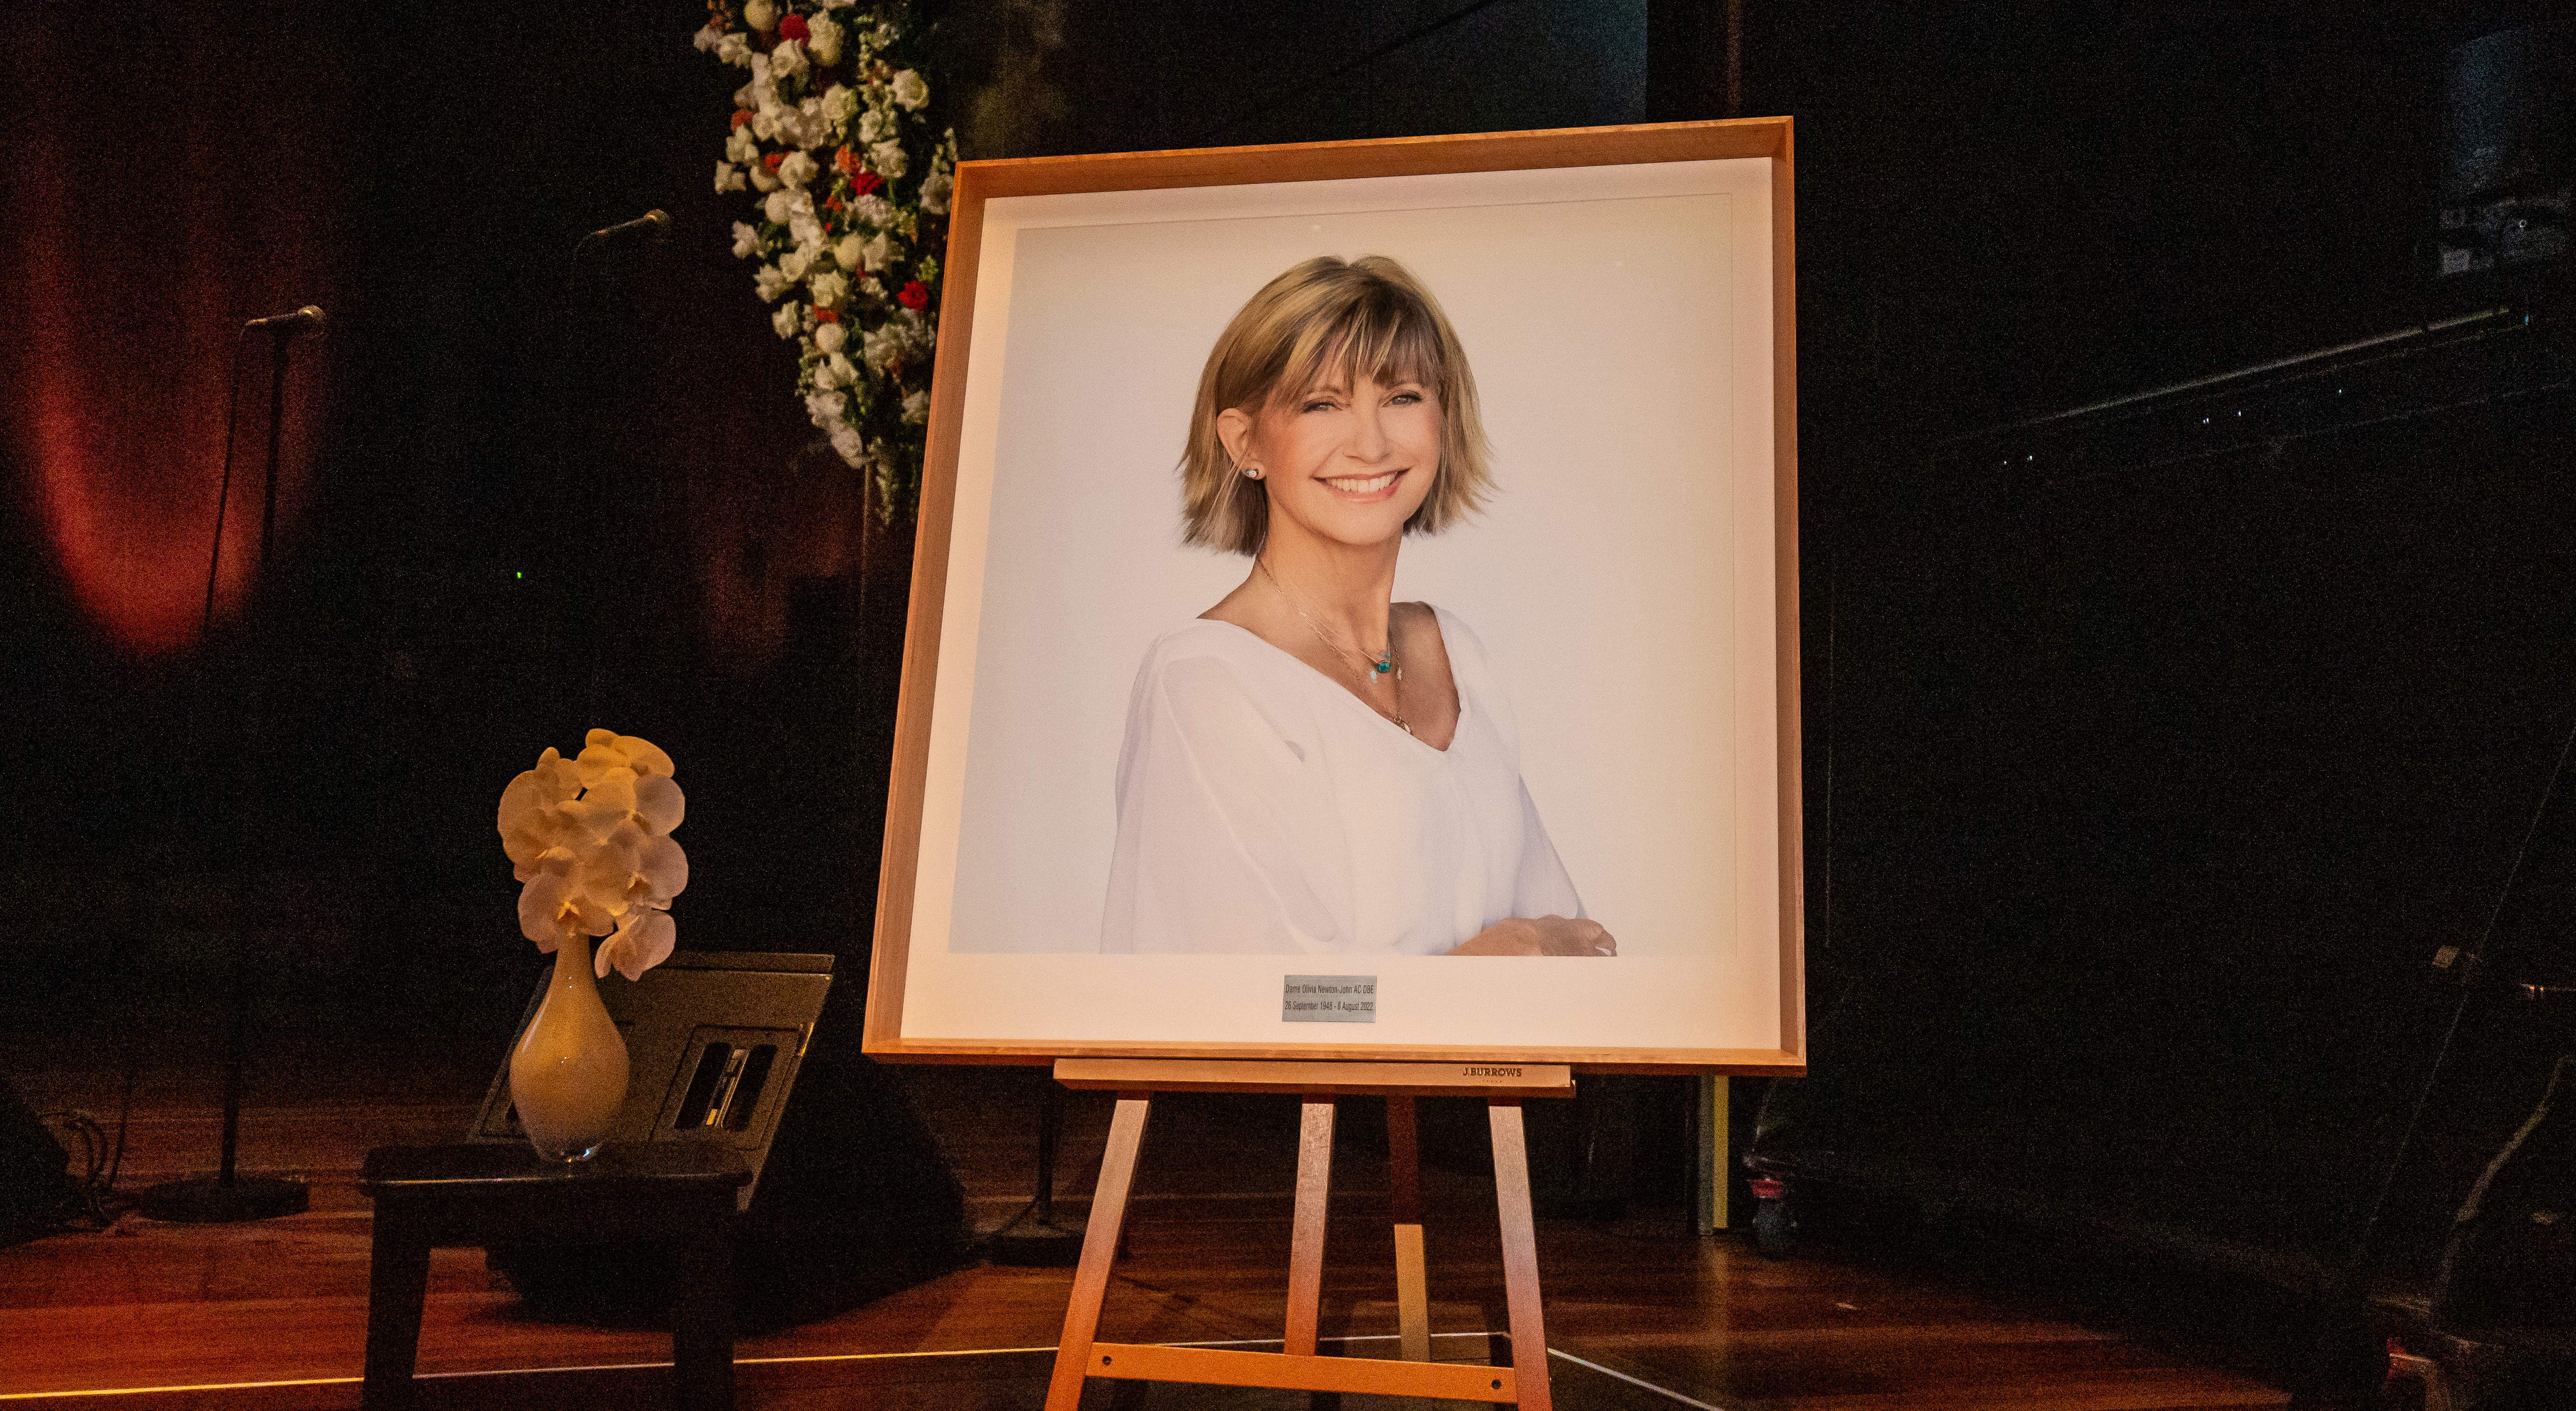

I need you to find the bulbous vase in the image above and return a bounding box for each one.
[508,931,629,1162]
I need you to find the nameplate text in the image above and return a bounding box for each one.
[1282,974,1376,1023]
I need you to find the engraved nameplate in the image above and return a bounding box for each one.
[1282,975,1376,1023]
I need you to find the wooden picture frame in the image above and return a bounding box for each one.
[863,119,1802,1073]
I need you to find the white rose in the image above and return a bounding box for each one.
[806,389,847,427]
[779,248,810,280]
[901,390,930,425]
[754,263,793,302]
[811,357,842,390]
[743,0,776,32]
[854,194,893,227]
[778,150,818,187]
[771,302,801,339]
[834,233,866,270]
[716,32,753,67]
[830,427,866,465]
[731,221,762,258]
[789,206,824,250]
[827,352,860,385]
[692,24,723,52]
[725,125,756,163]
[749,164,780,193]
[891,70,929,111]
[809,271,849,309]
[859,231,895,272]
[733,82,754,108]
[860,324,899,371]
[869,140,907,180]
[826,84,859,122]
[764,189,796,224]
[807,15,843,64]
[714,161,746,194]
[770,38,807,78]
[918,167,952,215]
[814,321,847,353]
[858,107,888,145]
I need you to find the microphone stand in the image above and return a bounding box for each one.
[136,315,321,1224]
[563,213,668,727]
[980,1076,1084,1265]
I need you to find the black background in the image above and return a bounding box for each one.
[5,0,2570,1302]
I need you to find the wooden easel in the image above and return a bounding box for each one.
[1041,1059,1574,1410]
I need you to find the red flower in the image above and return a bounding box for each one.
[764,152,785,172]
[731,108,755,130]
[897,280,929,310]
[778,13,808,41]
[815,308,840,323]
[834,146,859,177]
[852,172,884,197]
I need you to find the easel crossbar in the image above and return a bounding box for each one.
[1090,1343,1517,1401]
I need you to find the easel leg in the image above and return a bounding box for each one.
[1285,1098,1335,1356]
[1387,1094,1430,1363]
[1045,1094,1153,1411]
[1489,1100,1552,1411]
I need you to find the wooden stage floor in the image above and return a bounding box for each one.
[1,1010,2291,1410]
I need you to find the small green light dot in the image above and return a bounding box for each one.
[515,572,524,580]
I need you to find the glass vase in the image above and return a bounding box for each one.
[508,930,630,1162]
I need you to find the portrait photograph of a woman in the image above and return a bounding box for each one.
[1101,255,1614,958]
[877,145,1795,1058]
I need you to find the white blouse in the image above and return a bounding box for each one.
[1100,607,1584,956]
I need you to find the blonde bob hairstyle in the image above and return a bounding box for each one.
[1180,255,1493,556]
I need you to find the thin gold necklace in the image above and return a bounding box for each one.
[1257,557,1410,735]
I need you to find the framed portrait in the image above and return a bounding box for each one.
[863,120,1802,1072]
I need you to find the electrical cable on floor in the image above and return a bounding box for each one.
[102,1027,138,1197]
[37,1108,127,1231]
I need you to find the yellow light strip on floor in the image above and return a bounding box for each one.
[6,1331,1730,1405]
[1548,1347,1733,1411]
[2,1378,356,1400]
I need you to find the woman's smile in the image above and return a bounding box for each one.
[1320,468,1406,500]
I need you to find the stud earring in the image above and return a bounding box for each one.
[1241,464,1264,479]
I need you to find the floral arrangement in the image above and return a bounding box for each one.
[498,731,689,980]
[696,0,956,523]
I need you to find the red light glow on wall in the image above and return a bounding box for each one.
[6,13,336,656]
